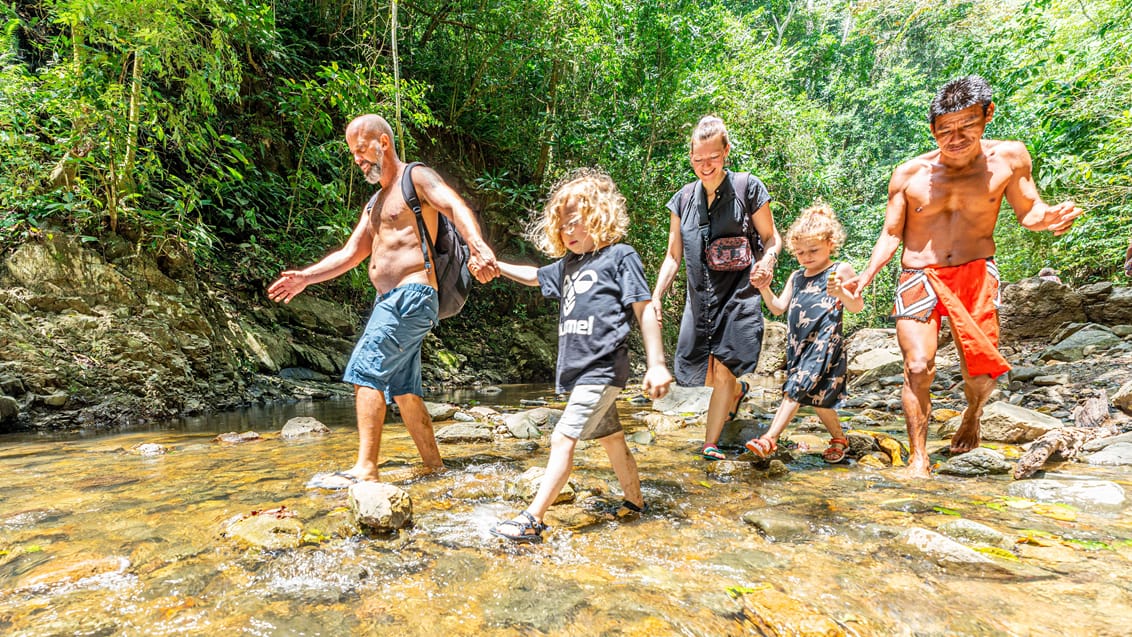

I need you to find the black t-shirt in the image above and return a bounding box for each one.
[537,243,653,392]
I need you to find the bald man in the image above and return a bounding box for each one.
[269,114,499,487]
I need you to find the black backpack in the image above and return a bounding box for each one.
[364,162,472,319]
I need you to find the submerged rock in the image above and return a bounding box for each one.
[1083,443,1132,466]
[227,511,303,549]
[937,519,1012,549]
[349,482,413,532]
[508,466,575,504]
[280,416,330,439]
[937,448,1013,476]
[741,510,812,542]
[130,442,169,456]
[214,431,263,444]
[1007,479,1126,510]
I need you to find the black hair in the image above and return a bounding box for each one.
[930,75,993,125]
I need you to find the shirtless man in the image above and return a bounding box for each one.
[843,76,1080,478]
[268,114,499,487]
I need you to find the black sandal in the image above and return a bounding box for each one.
[615,500,647,519]
[490,510,547,543]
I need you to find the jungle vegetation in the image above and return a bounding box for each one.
[3,0,1130,338]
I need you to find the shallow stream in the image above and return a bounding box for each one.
[1,384,1130,636]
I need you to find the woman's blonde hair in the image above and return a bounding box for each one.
[691,115,732,151]
[785,202,847,255]
[530,168,629,258]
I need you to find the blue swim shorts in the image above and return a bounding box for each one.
[343,283,438,399]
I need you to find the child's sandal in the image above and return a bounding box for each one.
[744,437,777,459]
[490,510,547,543]
[823,437,849,463]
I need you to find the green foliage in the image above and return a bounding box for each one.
[3,0,1130,327]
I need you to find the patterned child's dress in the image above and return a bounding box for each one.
[781,264,847,408]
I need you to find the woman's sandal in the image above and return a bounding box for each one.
[615,499,647,520]
[744,437,777,459]
[490,510,548,543]
[823,437,850,464]
[727,380,750,421]
[701,444,726,461]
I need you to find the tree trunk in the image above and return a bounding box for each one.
[1012,424,1120,479]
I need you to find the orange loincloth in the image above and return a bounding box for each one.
[893,258,1011,379]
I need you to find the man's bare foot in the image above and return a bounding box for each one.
[949,415,982,455]
[903,457,933,479]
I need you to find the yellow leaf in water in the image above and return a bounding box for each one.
[725,583,773,598]
[1016,534,1056,547]
[1002,497,1035,509]
[1032,503,1077,521]
[697,481,712,488]
[974,546,1020,561]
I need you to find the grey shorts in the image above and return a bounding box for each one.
[554,385,623,441]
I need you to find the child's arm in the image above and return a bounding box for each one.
[828,263,865,313]
[497,260,540,287]
[759,276,794,316]
[632,299,673,399]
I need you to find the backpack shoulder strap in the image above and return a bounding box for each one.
[401,161,436,273]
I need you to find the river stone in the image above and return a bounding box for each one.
[482,569,585,633]
[0,395,18,424]
[130,442,168,455]
[1113,324,1132,337]
[938,401,1063,443]
[452,411,477,422]
[424,401,459,421]
[707,460,758,480]
[850,360,906,388]
[626,430,654,445]
[227,514,303,549]
[277,366,330,381]
[41,391,68,407]
[1083,431,1132,452]
[846,328,900,373]
[1032,374,1070,387]
[1112,380,1132,415]
[508,466,575,503]
[653,385,713,414]
[478,385,503,394]
[434,423,494,444]
[1083,443,1132,466]
[1007,479,1126,510]
[1039,325,1122,362]
[641,412,689,434]
[466,406,503,423]
[1008,366,1045,383]
[544,505,602,530]
[937,519,1012,549]
[214,431,263,444]
[349,482,413,532]
[756,320,788,374]
[1084,286,1132,326]
[936,448,1013,476]
[999,277,1087,340]
[281,416,331,439]
[503,407,563,439]
[741,510,812,542]
[896,528,1029,577]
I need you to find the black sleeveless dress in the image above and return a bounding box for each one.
[781,264,847,408]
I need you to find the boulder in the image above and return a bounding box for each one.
[281,416,331,439]
[349,482,413,532]
[503,407,564,439]
[1112,380,1132,416]
[937,402,1063,444]
[846,328,902,377]
[434,423,494,444]
[999,278,1086,340]
[897,527,996,570]
[1007,479,1125,510]
[1039,325,1122,362]
[755,320,788,374]
[1083,285,1132,326]
[653,385,713,415]
[1083,443,1132,466]
[936,448,1012,476]
[424,401,459,422]
[508,466,574,503]
[227,512,303,549]
[1082,431,1132,453]
[0,395,18,425]
[214,431,263,444]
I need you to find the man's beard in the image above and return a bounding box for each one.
[363,161,381,184]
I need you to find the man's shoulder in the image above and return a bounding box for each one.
[892,153,934,182]
[983,139,1031,163]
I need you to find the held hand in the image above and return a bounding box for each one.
[651,298,664,325]
[839,274,865,299]
[267,270,309,304]
[641,365,673,400]
[749,256,775,289]
[469,248,501,283]
[1047,201,1081,236]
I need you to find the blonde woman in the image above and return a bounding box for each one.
[652,116,782,460]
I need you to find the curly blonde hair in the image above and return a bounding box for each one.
[529,168,629,258]
[785,202,847,255]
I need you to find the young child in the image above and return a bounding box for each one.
[490,169,673,543]
[744,203,864,463]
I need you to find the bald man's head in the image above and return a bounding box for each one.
[346,115,398,185]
